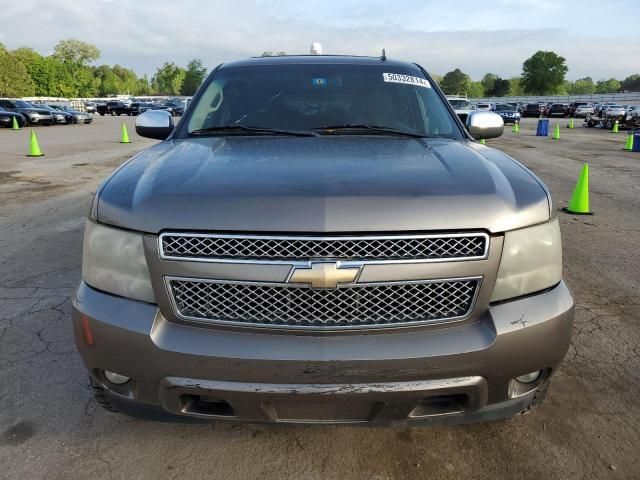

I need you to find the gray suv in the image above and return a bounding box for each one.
[72,56,574,425]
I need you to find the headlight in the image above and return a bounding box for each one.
[491,219,562,302]
[82,221,155,303]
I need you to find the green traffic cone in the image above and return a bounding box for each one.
[623,132,634,151]
[511,123,518,133]
[567,118,574,129]
[120,123,131,144]
[27,130,44,157]
[612,120,619,133]
[479,139,486,145]
[552,123,560,140]
[563,163,592,215]
[12,116,20,130]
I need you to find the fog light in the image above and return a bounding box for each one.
[104,370,130,385]
[516,370,541,384]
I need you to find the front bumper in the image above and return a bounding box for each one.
[72,281,574,425]
[28,114,55,125]
[498,115,520,124]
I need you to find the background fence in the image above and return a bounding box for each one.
[471,92,640,104]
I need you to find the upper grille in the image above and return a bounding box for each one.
[160,233,488,262]
[168,278,480,329]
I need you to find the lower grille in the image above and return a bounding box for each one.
[168,278,480,329]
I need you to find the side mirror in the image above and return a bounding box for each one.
[135,110,174,140]
[466,111,504,140]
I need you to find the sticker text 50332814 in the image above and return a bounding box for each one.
[382,73,431,88]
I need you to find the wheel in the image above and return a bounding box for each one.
[520,380,550,414]
[89,376,118,412]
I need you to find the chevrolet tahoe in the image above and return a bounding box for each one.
[72,55,574,426]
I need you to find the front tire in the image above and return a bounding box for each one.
[89,376,118,412]
[520,380,550,415]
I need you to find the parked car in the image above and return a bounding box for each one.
[475,103,493,111]
[96,102,108,116]
[97,101,131,116]
[545,104,567,117]
[0,106,27,128]
[493,103,521,124]
[129,102,154,116]
[55,106,94,124]
[574,104,595,117]
[0,99,54,125]
[596,102,617,116]
[111,101,132,116]
[73,55,574,426]
[153,100,185,116]
[601,105,626,119]
[522,103,542,117]
[85,102,97,114]
[35,104,75,125]
[626,105,640,119]
[568,102,588,117]
[447,96,474,122]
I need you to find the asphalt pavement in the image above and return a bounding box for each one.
[0,116,638,480]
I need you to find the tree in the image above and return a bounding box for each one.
[508,78,524,96]
[26,56,75,96]
[569,77,595,94]
[621,74,640,92]
[180,59,207,96]
[53,39,100,66]
[152,62,186,95]
[430,73,443,85]
[481,73,498,96]
[595,78,621,94]
[440,69,471,96]
[487,77,510,97]
[467,81,484,98]
[521,51,568,95]
[0,50,35,97]
[136,75,153,96]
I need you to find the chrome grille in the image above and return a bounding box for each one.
[168,278,480,329]
[160,233,488,262]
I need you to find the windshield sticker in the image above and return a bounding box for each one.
[382,73,431,88]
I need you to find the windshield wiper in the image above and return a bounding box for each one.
[313,124,428,138]
[190,124,316,137]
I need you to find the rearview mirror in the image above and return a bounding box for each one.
[466,111,504,140]
[135,110,174,140]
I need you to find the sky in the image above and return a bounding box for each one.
[1,0,638,80]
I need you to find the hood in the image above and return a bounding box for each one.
[97,136,550,234]
[21,108,51,115]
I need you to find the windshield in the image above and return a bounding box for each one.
[15,100,35,108]
[448,99,470,109]
[185,63,460,138]
[494,104,513,111]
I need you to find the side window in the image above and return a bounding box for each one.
[415,89,454,136]
[188,80,225,131]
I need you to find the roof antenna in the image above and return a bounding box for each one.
[381,48,387,61]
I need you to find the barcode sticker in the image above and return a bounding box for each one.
[382,73,431,88]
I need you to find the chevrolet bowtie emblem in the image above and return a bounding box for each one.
[288,262,361,289]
